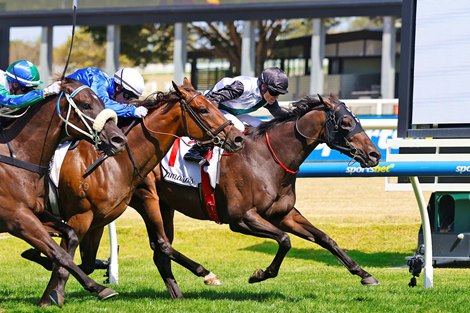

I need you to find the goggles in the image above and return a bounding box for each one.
[267,88,281,97]
[122,89,138,100]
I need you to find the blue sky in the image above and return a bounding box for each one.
[10,26,73,47]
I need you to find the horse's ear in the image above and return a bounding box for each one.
[317,94,324,104]
[183,77,194,89]
[329,94,339,102]
[321,96,335,110]
[172,81,182,96]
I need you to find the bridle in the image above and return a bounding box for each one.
[269,101,366,174]
[84,89,235,179]
[56,85,118,149]
[295,103,362,154]
[179,91,233,146]
[143,90,234,147]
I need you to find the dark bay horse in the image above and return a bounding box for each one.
[0,78,126,305]
[125,95,382,298]
[24,78,244,306]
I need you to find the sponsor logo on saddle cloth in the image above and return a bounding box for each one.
[161,137,223,189]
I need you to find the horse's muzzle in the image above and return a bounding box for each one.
[355,148,381,168]
[98,123,127,156]
[223,135,244,153]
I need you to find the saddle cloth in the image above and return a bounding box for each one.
[161,137,223,189]
[49,141,72,188]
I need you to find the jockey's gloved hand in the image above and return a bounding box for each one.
[43,81,62,97]
[134,106,148,118]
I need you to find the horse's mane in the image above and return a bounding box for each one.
[246,95,325,139]
[134,88,183,113]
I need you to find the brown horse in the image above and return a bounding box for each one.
[23,78,244,306]
[0,78,126,305]
[125,95,382,298]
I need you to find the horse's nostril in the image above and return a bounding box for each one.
[234,136,244,144]
[369,151,381,161]
[112,135,126,146]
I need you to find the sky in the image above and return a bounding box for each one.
[10,26,73,47]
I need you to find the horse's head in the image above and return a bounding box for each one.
[59,78,126,156]
[170,78,244,152]
[320,95,381,167]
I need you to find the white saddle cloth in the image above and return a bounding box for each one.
[161,137,223,189]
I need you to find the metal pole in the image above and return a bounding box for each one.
[410,176,433,288]
[108,221,119,284]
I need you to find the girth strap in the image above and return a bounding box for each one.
[0,154,48,175]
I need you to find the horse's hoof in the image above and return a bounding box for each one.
[204,272,222,286]
[98,287,119,301]
[361,276,380,286]
[248,269,264,284]
[49,290,65,307]
[38,298,52,308]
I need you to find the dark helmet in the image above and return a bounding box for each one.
[257,67,288,95]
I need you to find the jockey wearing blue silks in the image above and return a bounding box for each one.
[0,60,61,108]
[67,67,148,118]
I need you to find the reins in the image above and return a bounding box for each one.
[266,100,363,174]
[84,90,233,178]
[56,85,117,149]
[141,91,233,148]
[83,119,138,178]
[265,131,298,174]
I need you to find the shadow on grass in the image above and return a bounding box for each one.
[242,241,409,268]
[83,288,310,302]
[0,293,39,307]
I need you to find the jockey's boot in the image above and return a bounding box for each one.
[184,143,211,165]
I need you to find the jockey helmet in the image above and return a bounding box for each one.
[258,67,288,95]
[113,68,145,98]
[5,60,42,87]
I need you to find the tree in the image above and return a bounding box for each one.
[83,24,174,66]
[9,40,39,64]
[189,20,291,75]
[54,28,107,71]
[189,18,341,75]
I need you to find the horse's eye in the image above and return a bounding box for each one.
[340,117,355,130]
[200,107,208,114]
[81,103,91,110]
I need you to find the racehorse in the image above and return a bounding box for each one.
[0,78,126,305]
[22,78,244,306]
[126,95,382,298]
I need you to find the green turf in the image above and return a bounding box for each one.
[0,215,468,313]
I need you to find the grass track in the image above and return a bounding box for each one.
[1,178,468,312]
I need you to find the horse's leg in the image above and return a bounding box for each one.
[78,227,105,275]
[6,209,117,307]
[277,208,379,285]
[229,208,292,283]
[39,212,115,307]
[131,180,220,299]
[22,211,78,272]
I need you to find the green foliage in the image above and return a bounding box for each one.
[83,24,174,66]
[9,40,39,65]
[54,28,108,71]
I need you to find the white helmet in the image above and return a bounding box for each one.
[113,68,145,97]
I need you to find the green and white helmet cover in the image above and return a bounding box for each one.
[5,60,43,87]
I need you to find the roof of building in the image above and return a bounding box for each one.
[0,0,402,27]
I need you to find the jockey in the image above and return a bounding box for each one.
[184,67,289,164]
[67,67,148,118]
[0,59,61,107]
